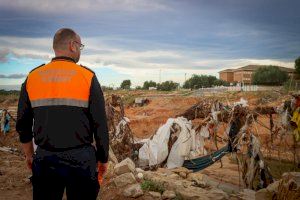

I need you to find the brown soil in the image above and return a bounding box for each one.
[0,91,297,199]
[127,96,199,138]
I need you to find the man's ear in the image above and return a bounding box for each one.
[69,41,76,52]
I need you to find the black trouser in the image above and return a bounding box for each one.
[32,145,99,200]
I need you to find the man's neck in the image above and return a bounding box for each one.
[54,53,76,62]
[55,53,73,58]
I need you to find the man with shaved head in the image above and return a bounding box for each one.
[16,28,109,200]
[53,28,82,62]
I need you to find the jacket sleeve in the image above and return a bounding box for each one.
[89,75,109,163]
[16,79,34,143]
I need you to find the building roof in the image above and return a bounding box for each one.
[218,69,235,73]
[219,65,295,73]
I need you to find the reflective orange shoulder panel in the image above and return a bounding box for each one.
[26,61,94,108]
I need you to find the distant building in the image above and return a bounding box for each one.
[149,87,157,90]
[219,69,235,83]
[219,65,296,84]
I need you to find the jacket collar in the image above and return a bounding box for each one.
[51,56,76,63]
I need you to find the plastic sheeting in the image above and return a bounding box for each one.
[139,117,208,169]
[281,109,289,127]
[115,117,130,139]
[234,98,248,107]
[189,126,208,159]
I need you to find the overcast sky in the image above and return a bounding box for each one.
[0,0,299,88]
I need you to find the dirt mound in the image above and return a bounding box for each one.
[126,97,199,138]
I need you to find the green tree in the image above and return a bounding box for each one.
[143,80,157,90]
[157,81,179,91]
[295,56,300,74]
[183,74,226,89]
[213,79,229,86]
[120,79,131,89]
[252,66,289,85]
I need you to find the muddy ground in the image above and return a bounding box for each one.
[0,90,299,199]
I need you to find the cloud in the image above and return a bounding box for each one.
[0,49,10,62]
[0,0,169,14]
[0,36,53,61]
[0,35,295,86]
[0,74,27,79]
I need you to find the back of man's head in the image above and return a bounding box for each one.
[53,28,77,51]
[52,28,81,63]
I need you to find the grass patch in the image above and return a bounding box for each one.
[140,180,165,194]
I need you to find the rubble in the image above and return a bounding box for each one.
[255,188,273,199]
[136,168,145,173]
[176,186,208,200]
[148,191,162,199]
[141,168,235,200]
[123,184,144,198]
[187,173,208,188]
[162,190,176,199]
[207,188,229,200]
[114,157,135,175]
[238,189,256,200]
[170,167,193,174]
[113,172,137,187]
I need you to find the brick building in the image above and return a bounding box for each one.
[219,65,295,84]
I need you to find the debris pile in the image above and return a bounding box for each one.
[105,94,142,162]
[106,94,134,161]
[134,97,150,107]
[176,100,219,120]
[137,98,290,190]
[103,94,298,196]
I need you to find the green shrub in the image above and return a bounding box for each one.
[140,180,165,194]
[252,66,289,85]
[183,74,228,89]
[157,81,179,91]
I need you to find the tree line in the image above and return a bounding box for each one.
[116,75,228,91]
[104,56,300,91]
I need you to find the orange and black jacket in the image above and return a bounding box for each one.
[16,56,109,163]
